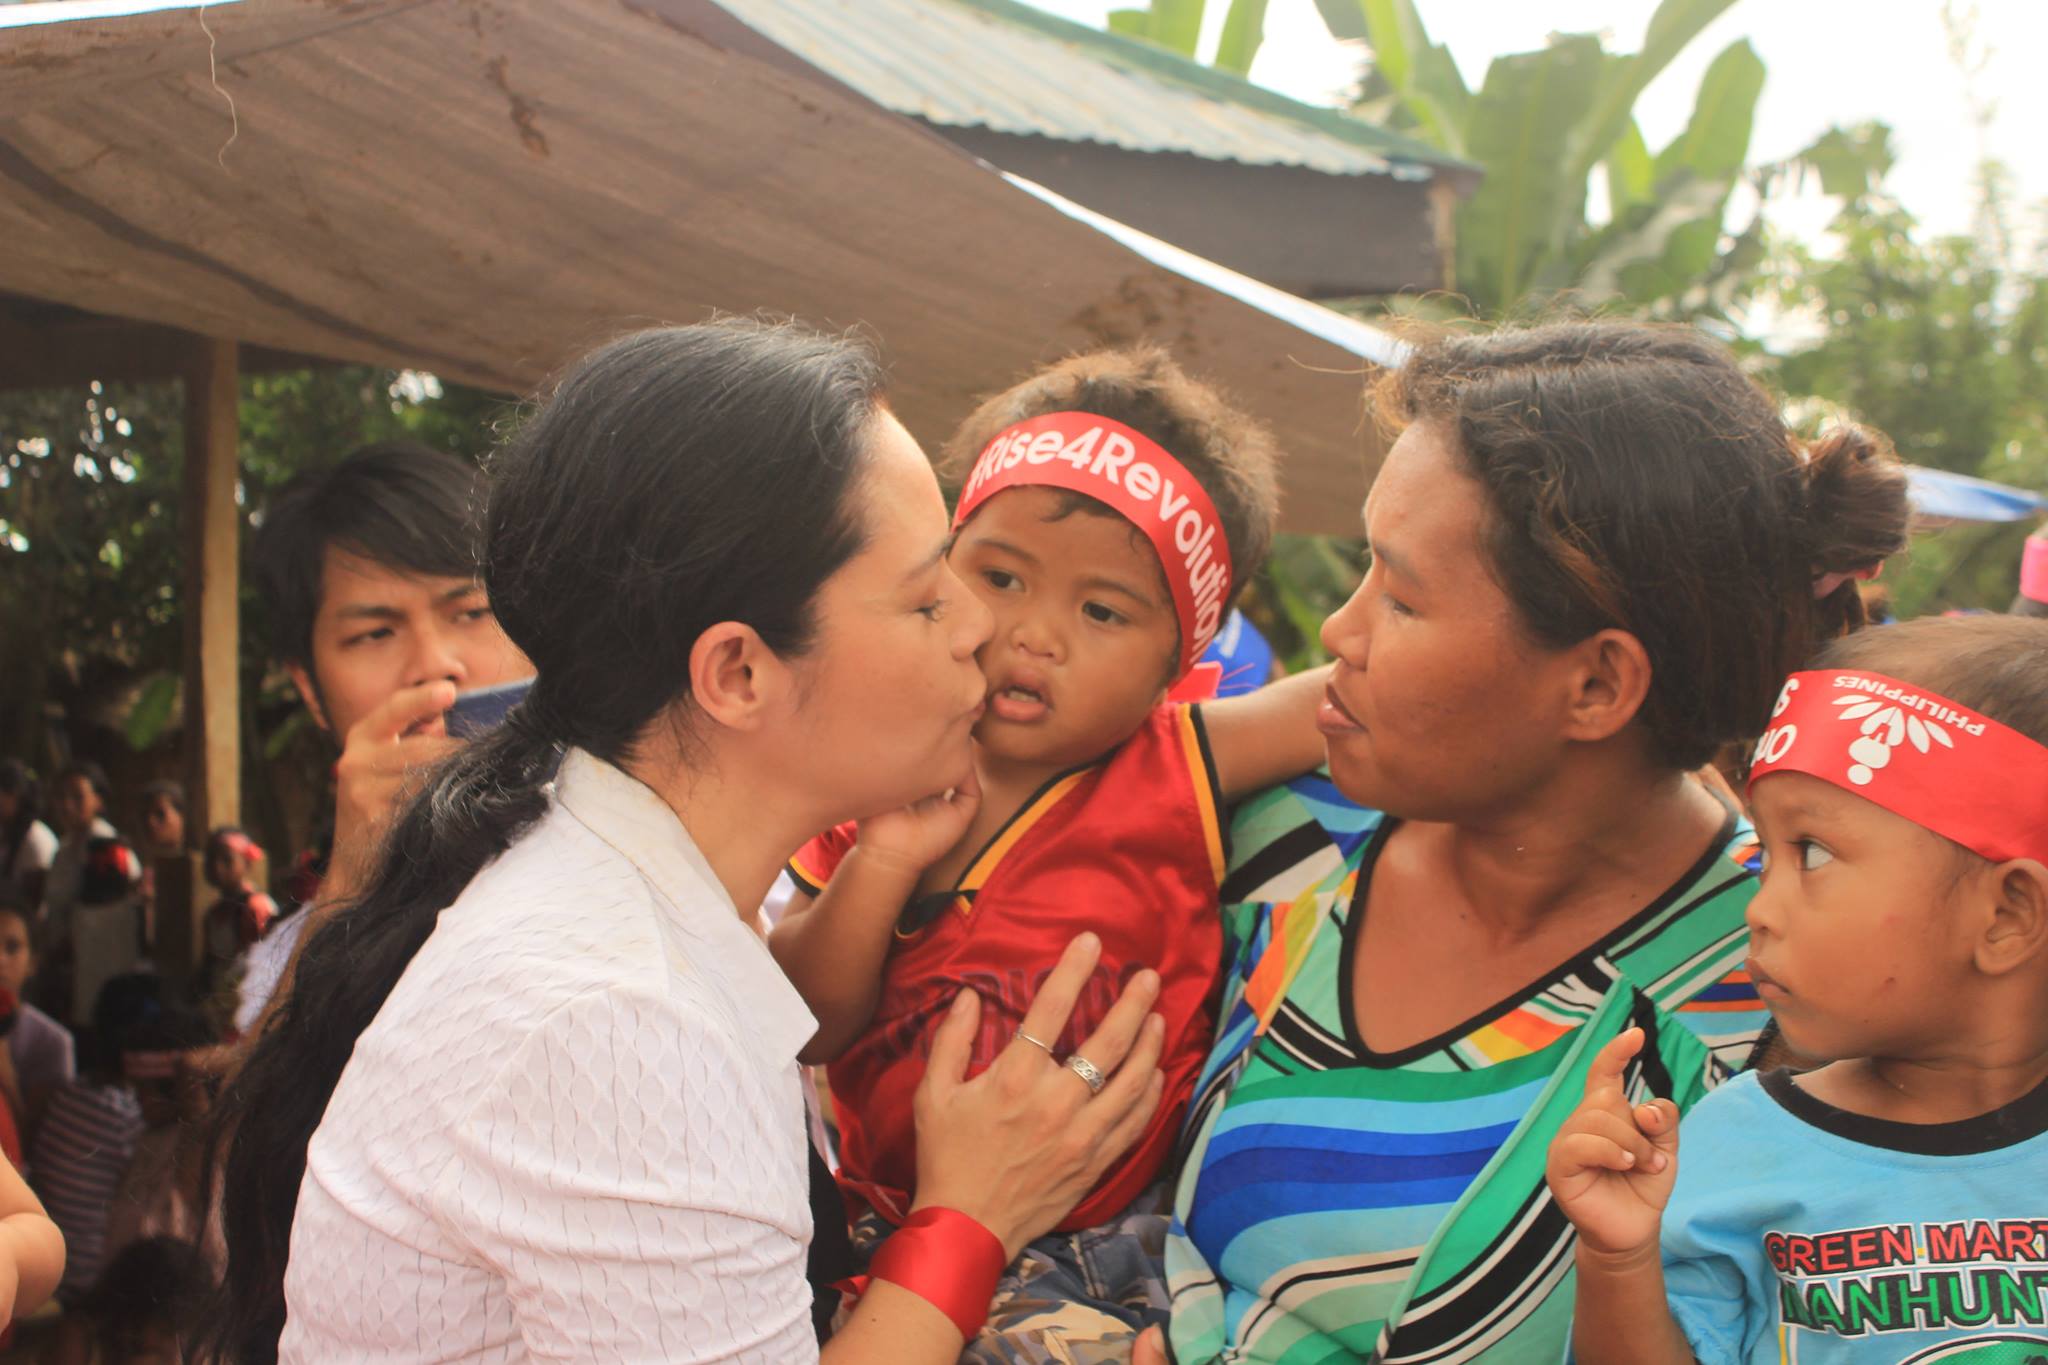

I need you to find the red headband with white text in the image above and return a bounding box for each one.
[953,412,1233,680]
[1748,670,2048,865]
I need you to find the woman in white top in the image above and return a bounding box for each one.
[209,322,1169,1364]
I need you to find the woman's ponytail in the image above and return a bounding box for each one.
[206,716,560,1364]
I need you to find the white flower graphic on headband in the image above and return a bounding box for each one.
[1833,694,1954,785]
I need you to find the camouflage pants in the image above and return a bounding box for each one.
[848,1191,1172,1365]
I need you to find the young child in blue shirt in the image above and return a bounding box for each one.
[1549,613,2048,1365]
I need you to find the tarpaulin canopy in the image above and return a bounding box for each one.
[1904,465,2048,525]
[0,0,1397,534]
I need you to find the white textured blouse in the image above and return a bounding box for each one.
[281,750,822,1363]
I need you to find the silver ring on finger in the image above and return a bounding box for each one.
[1065,1053,1107,1096]
[1014,1029,1057,1056]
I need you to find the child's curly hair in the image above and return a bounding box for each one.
[942,346,1280,618]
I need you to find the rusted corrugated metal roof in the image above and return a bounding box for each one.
[715,0,1464,180]
[0,0,1398,536]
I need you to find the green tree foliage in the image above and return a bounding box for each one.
[1321,0,1771,320]
[1108,0,1268,74]
[1762,157,2048,618]
[0,366,509,856]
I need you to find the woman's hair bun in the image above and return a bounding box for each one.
[1801,423,1912,637]
[1802,424,1911,577]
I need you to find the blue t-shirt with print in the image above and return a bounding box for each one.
[1660,1067,2048,1364]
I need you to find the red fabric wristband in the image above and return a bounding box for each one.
[866,1206,1007,1341]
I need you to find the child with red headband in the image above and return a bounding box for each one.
[199,826,275,999]
[771,349,1330,1354]
[1548,613,2048,1365]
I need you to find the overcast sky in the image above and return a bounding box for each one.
[1026,0,2048,250]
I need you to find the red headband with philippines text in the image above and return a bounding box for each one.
[1748,670,2048,865]
[953,412,1233,681]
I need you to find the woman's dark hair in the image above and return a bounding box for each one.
[0,759,40,872]
[206,319,886,1363]
[942,346,1280,630]
[203,825,253,864]
[81,1236,213,1360]
[124,997,216,1065]
[252,441,483,670]
[141,779,186,812]
[85,970,163,1080]
[1379,322,1913,770]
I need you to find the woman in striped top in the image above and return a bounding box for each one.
[1155,323,1913,1365]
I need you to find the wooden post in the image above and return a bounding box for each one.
[170,336,241,980]
[1428,179,1460,294]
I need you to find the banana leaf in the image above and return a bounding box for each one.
[1457,36,1606,314]
[1213,0,1268,76]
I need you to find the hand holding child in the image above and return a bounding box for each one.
[1545,1026,1681,1259]
[910,932,1165,1260]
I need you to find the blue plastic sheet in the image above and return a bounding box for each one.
[1904,466,2048,523]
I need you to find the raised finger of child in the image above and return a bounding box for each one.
[1549,1130,1640,1178]
[1581,1027,1645,1105]
[1634,1098,1681,1137]
[1572,1106,1666,1173]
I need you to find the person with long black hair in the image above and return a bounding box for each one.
[208,320,1169,1364]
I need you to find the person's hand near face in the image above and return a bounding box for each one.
[287,549,532,902]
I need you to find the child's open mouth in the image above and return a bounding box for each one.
[989,683,1051,724]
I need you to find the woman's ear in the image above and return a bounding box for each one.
[1977,858,2048,977]
[687,622,788,732]
[1559,628,1653,744]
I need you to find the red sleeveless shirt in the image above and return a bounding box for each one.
[789,703,1227,1232]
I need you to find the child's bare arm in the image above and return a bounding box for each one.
[770,774,983,1065]
[1570,1241,1696,1365]
[0,1154,62,1321]
[1202,664,1334,801]
[1545,1027,1695,1365]
[772,853,924,1065]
